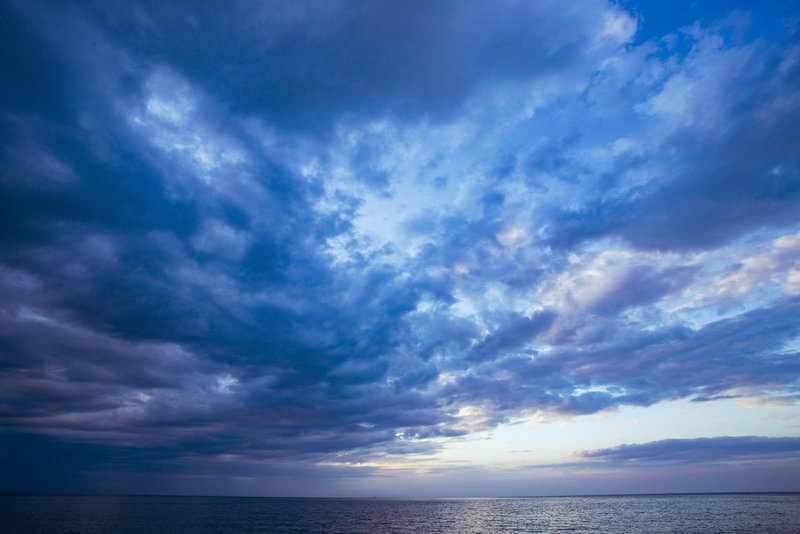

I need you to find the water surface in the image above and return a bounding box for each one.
[2,493,798,533]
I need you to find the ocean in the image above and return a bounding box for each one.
[1,493,798,533]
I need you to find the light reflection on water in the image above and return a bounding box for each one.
[1,493,799,533]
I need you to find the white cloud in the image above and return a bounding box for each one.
[714,233,800,299]
[637,32,755,130]
[128,70,248,185]
[215,374,239,394]
[601,8,637,44]
[540,249,675,315]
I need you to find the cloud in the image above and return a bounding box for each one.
[713,232,800,299]
[535,250,699,343]
[42,0,626,135]
[441,297,800,421]
[545,26,800,251]
[469,310,557,362]
[580,436,800,466]
[0,0,798,495]
[0,15,448,459]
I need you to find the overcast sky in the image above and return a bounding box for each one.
[1,0,799,497]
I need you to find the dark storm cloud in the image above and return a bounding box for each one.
[1,0,585,476]
[0,0,464,465]
[69,0,611,133]
[0,431,387,495]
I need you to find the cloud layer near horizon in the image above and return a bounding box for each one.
[1,0,799,494]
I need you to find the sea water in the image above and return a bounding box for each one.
[1,493,798,533]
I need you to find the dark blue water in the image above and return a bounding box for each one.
[1,493,798,533]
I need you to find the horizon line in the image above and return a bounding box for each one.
[3,490,799,500]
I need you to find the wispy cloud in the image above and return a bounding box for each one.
[581,436,800,466]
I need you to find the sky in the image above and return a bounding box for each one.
[1,0,799,497]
